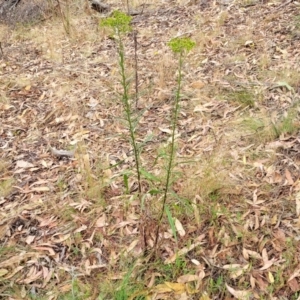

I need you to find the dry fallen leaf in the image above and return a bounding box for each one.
[222,264,249,279]
[268,271,275,284]
[260,258,276,271]
[175,218,186,237]
[288,268,300,282]
[1,0,300,297]
[288,278,300,292]
[177,274,199,283]
[25,235,36,245]
[16,160,35,169]
[285,169,294,185]
[31,186,50,192]
[190,80,205,89]
[296,191,300,216]
[165,241,203,264]
[243,249,261,260]
[70,199,92,213]
[165,282,186,293]
[159,127,172,134]
[225,284,251,300]
[95,214,107,227]
[199,293,211,300]
[0,253,37,268]
[0,269,8,277]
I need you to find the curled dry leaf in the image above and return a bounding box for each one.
[175,218,186,237]
[74,225,88,233]
[51,233,70,243]
[159,127,172,134]
[225,284,251,300]
[260,258,276,271]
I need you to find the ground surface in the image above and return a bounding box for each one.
[1,0,300,299]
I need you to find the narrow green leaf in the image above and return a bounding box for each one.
[166,205,177,242]
[140,168,161,182]
[149,189,161,195]
[123,174,129,194]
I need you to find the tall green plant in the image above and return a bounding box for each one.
[101,11,142,199]
[154,37,195,248]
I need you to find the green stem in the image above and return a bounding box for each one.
[154,52,183,248]
[117,31,142,199]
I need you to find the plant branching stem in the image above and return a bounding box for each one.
[154,53,183,248]
[117,31,142,200]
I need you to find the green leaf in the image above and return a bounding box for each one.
[166,205,177,242]
[140,168,161,182]
[123,174,129,194]
[149,189,161,195]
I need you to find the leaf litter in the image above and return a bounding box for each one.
[0,0,300,299]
